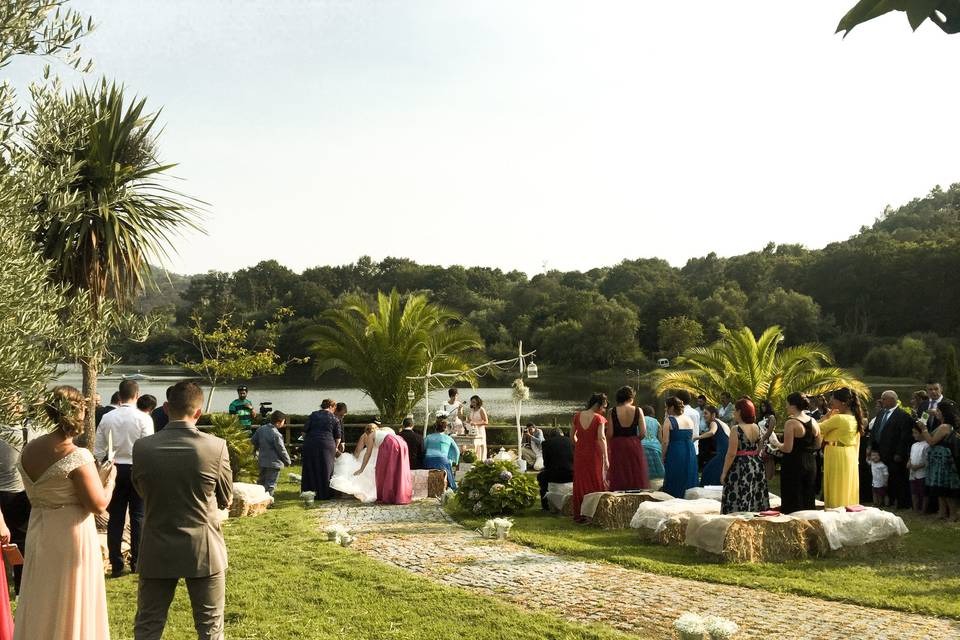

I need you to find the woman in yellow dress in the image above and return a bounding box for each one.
[820,387,866,508]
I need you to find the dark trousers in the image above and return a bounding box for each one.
[0,490,30,594]
[108,464,144,572]
[258,467,280,496]
[135,571,225,640]
[884,456,911,509]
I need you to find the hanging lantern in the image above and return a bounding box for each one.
[526,361,539,379]
[407,387,415,401]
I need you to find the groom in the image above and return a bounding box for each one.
[132,381,233,639]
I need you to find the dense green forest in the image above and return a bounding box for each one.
[120,182,960,381]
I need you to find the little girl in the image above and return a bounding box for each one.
[907,425,930,513]
[868,450,889,508]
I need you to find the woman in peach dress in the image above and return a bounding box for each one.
[15,386,115,640]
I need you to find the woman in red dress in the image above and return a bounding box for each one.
[606,386,650,491]
[572,393,609,522]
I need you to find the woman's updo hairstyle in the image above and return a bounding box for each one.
[586,392,608,410]
[665,396,684,414]
[45,385,86,438]
[735,397,757,423]
[786,392,810,412]
[615,386,635,404]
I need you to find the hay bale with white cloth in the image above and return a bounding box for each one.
[229,482,273,518]
[545,482,573,513]
[789,507,908,555]
[586,491,674,529]
[684,513,827,563]
[630,498,721,544]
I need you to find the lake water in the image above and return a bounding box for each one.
[52,364,909,425]
[52,364,609,425]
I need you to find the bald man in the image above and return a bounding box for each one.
[870,390,916,510]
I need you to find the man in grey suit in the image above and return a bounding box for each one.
[132,381,233,640]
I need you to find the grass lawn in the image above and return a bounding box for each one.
[450,497,960,620]
[103,472,642,640]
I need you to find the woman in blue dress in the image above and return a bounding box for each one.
[660,396,699,498]
[699,405,730,486]
[641,404,665,480]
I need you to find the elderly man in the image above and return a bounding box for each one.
[871,390,916,510]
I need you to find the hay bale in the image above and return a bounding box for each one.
[427,469,447,497]
[716,516,821,563]
[592,493,667,529]
[230,482,272,518]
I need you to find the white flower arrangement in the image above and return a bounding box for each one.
[339,534,355,547]
[673,612,706,640]
[492,517,513,539]
[300,491,316,507]
[704,616,739,639]
[480,519,497,538]
[323,524,350,543]
[288,472,302,482]
[511,378,530,403]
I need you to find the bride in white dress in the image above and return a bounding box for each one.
[330,423,394,503]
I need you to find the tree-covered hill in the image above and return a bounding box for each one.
[119,182,960,382]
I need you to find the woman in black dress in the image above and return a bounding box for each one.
[300,399,343,499]
[777,392,822,513]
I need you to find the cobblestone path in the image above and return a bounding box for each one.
[318,500,960,640]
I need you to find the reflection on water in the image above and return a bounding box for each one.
[52,365,905,424]
[52,365,591,424]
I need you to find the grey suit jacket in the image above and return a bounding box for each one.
[132,420,233,579]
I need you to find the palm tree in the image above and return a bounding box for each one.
[28,80,202,437]
[306,290,482,423]
[654,325,869,412]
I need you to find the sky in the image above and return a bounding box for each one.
[7,1,960,277]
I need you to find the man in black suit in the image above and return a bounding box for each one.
[871,390,916,509]
[397,416,425,470]
[537,428,574,511]
[917,382,952,427]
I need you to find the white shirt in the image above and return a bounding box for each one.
[683,405,701,453]
[94,404,154,464]
[909,441,930,480]
[869,460,889,489]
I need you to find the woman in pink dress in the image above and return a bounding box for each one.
[376,430,413,504]
[572,393,609,522]
[15,386,115,640]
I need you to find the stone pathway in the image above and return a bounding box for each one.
[318,501,960,640]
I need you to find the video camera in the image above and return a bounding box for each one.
[258,401,273,424]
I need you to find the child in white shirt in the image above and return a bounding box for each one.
[906,425,930,513]
[868,450,889,508]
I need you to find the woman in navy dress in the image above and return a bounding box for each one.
[699,405,730,486]
[661,396,699,498]
[300,400,343,499]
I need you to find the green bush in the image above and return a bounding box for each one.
[202,413,258,481]
[455,460,538,516]
[461,449,477,464]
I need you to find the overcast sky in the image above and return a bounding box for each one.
[8,1,959,276]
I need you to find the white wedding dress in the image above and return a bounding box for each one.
[330,428,393,503]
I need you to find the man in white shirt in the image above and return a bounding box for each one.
[675,390,701,454]
[718,392,734,424]
[95,379,154,578]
